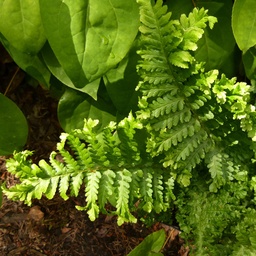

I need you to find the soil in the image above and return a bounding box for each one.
[0,45,188,256]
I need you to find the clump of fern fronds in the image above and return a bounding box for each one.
[3,3,256,253]
[3,114,175,225]
[136,0,256,190]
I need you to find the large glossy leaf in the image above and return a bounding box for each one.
[243,46,256,82]
[58,88,116,133]
[127,229,165,256]
[104,44,140,118]
[84,0,139,80]
[40,0,139,88]
[232,0,256,53]
[0,94,28,155]
[166,0,193,19]
[39,0,89,87]
[41,43,100,100]
[0,34,51,88]
[0,0,46,54]
[195,0,237,77]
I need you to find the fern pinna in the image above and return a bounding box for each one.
[3,0,256,233]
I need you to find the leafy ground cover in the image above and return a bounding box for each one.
[0,49,187,256]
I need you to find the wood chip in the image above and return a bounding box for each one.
[28,206,44,222]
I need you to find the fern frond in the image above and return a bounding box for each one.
[175,181,242,256]
[136,0,255,188]
[234,208,256,252]
[3,114,176,224]
[231,247,256,256]
[136,1,216,154]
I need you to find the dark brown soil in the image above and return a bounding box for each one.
[0,45,188,256]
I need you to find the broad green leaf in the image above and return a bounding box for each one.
[58,88,116,133]
[127,229,165,256]
[41,43,100,100]
[40,0,139,87]
[84,0,139,80]
[0,34,51,88]
[166,0,193,19]
[104,45,140,117]
[0,93,28,155]
[0,0,46,54]
[243,46,256,82]
[39,0,90,88]
[195,0,237,77]
[41,43,74,88]
[232,0,256,52]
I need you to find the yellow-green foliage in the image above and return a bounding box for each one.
[4,114,175,226]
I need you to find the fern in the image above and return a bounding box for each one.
[136,0,256,189]
[175,168,254,256]
[3,114,174,225]
[232,208,256,253]
[3,0,256,254]
[136,1,218,177]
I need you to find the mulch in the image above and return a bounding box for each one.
[0,44,188,256]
